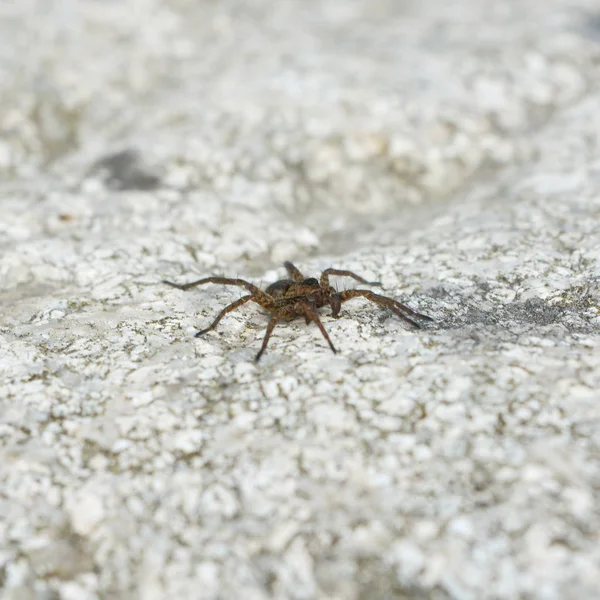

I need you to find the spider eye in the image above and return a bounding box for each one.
[302,278,319,286]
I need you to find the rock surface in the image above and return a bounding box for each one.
[1,1,600,599]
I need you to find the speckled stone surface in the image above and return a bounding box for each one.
[1,1,600,599]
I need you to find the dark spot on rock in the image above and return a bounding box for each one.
[423,286,452,300]
[580,11,600,40]
[474,280,491,293]
[92,149,160,191]
[436,291,599,337]
[460,297,566,328]
[352,559,451,600]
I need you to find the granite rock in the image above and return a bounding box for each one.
[1,1,600,599]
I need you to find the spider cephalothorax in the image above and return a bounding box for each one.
[163,261,432,361]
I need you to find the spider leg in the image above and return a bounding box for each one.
[320,268,382,289]
[163,276,262,296]
[336,289,433,328]
[255,315,279,362]
[195,294,254,337]
[303,296,318,324]
[283,261,305,282]
[293,302,337,354]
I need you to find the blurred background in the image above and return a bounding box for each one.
[2,0,597,281]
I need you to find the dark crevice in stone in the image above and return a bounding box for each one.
[91,149,161,191]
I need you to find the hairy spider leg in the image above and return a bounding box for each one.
[283,261,305,282]
[335,289,433,328]
[319,268,383,289]
[302,296,318,325]
[292,302,337,354]
[256,315,279,361]
[195,294,254,337]
[163,276,263,296]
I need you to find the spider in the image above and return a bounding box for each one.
[163,261,433,361]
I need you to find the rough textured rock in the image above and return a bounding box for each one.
[1,1,600,599]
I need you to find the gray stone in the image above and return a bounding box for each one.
[1,1,600,599]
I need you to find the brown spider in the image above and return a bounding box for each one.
[163,261,433,361]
